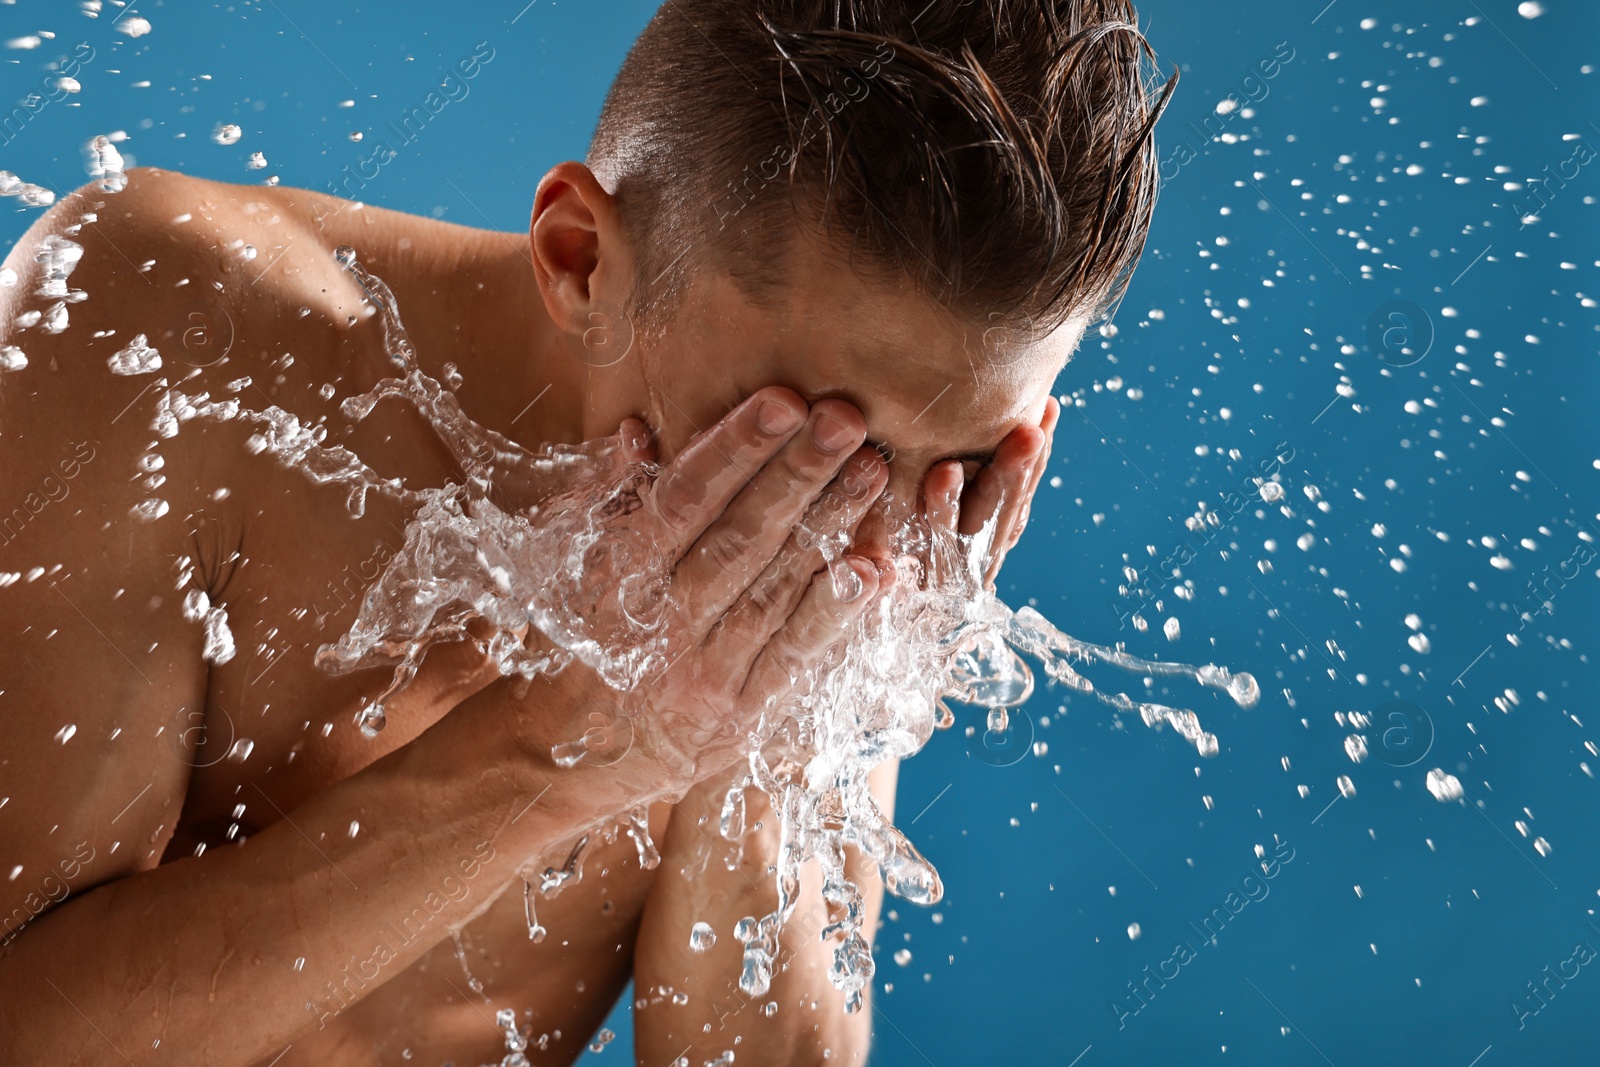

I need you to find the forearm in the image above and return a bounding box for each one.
[0,673,616,1066]
[633,782,880,1066]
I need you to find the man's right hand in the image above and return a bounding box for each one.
[527,387,889,797]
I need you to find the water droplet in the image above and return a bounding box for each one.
[522,877,547,942]
[182,588,210,621]
[1425,768,1463,802]
[690,922,717,953]
[85,134,127,193]
[108,333,162,375]
[201,604,236,665]
[131,498,169,522]
[356,703,387,737]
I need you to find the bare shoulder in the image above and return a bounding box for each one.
[0,168,360,926]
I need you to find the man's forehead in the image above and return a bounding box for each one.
[710,252,1081,457]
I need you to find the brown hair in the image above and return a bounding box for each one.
[588,0,1176,344]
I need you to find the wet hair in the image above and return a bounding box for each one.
[587,0,1176,342]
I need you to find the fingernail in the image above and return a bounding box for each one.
[622,419,651,452]
[812,412,858,453]
[758,398,803,435]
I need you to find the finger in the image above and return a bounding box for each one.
[708,447,886,658]
[674,399,868,629]
[739,555,887,703]
[983,456,1036,585]
[918,459,964,589]
[1004,396,1060,553]
[921,460,963,535]
[1018,397,1060,510]
[617,416,658,465]
[647,386,808,554]
[959,423,1044,538]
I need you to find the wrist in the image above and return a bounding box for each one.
[412,673,627,863]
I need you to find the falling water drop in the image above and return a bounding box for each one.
[689,922,717,953]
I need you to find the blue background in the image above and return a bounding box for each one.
[3,1,1597,1064]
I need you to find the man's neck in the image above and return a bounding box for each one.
[403,228,655,460]
[446,236,592,451]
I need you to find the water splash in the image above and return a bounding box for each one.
[85,134,127,194]
[32,233,85,337]
[107,333,162,375]
[176,247,1258,1012]
[479,1008,532,1067]
[0,171,56,208]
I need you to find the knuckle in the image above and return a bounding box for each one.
[649,475,696,532]
[702,526,753,570]
[745,567,790,615]
[773,450,824,497]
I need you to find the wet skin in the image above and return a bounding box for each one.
[0,164,1072,1066]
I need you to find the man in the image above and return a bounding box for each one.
[0,0,1170,1063]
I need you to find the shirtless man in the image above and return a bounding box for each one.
[0,1,1169,1063]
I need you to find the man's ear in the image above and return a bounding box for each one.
[529,161,632,336]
